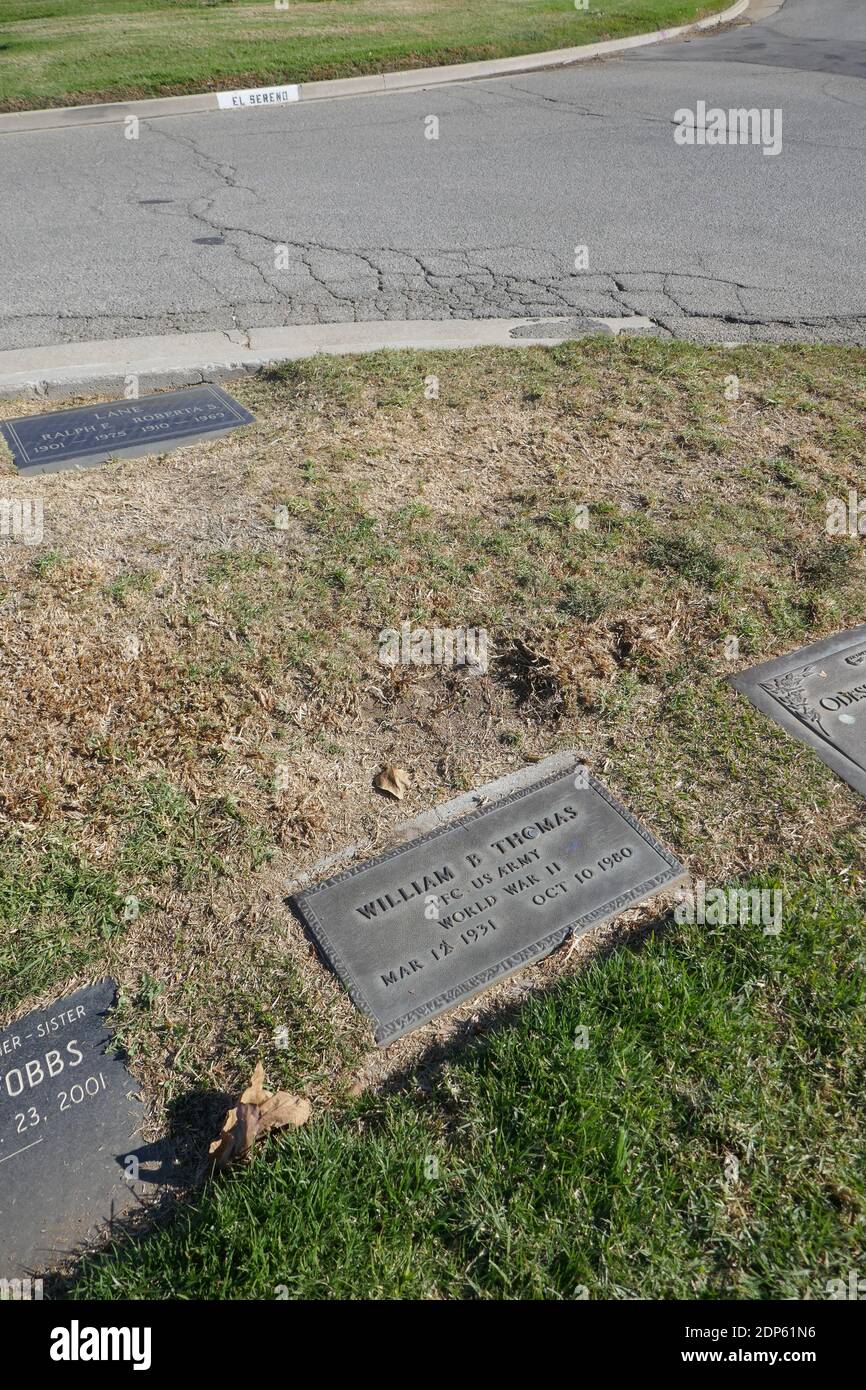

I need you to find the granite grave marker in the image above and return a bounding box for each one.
[0,979,144,1279]
[730,623,866,797]
[0,384,255,476]
[291,759,684,1044]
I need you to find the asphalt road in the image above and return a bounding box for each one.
[1,0,865,351]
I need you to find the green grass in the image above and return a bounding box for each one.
[0,834,128,1011]
[68,868,866,1300]
[0,0,730,110]
[0,775,272,1011]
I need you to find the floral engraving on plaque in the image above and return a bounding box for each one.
[761,663,827,735]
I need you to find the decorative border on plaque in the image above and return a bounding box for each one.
[730,624,866,797]
[760,662,827,735]
[375,868,678,1043]
[758,649,866,774]
[376,923,573,1042]
[2,384,255,469]
[291,757,683,1043]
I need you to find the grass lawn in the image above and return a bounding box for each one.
[0,0,731,111]
[69,890,866,1299]
[0,337,864,1296]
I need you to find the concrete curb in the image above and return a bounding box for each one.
[0,316,660,399]
[0,0,750,135]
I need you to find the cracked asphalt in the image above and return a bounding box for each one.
[1,0,864,351]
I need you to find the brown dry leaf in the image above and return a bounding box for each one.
[208,1101,261,1170]
[259,1092,311,1134]
[209,1105,239,1170]
[240,1060,270,1107]
[232,1101,261,1161]
[374,764,411,800]
[209,1065,311,1169]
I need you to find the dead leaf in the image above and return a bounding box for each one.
[208,1103,260,1170]
[232,1101,261,1161]
[208,1105,239,1170]
[259,1092,311,1134]
[241,1060,270,1107]
[209,1064,311,1170]
[374,764,411,800]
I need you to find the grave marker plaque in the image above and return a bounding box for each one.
[291,760,684,1044]
[0,979,143,1279]
[730,624,866,797]
[0,384,255,475]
